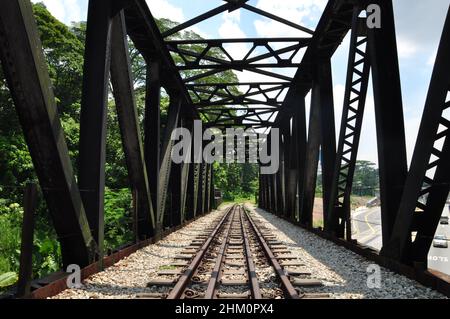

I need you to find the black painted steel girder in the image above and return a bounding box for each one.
[110,11,156,239]
[326,8,371,239]
[123,0,198,119]
[199,108,278,127]
[183,67,294,83]
[188,83,289,107]
[0,0,96,267]
[367,0,408,246]
[166,38,309,71]
[274,0,354,126]
[162,0,313,39]
[78,0,116,260]
[381,6,450,266]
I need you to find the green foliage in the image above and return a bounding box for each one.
[352,161,379,196]
[33,237,61,276]
[0,135,34,191]
[316,160,379,197]
[104,189,133,252]
[0,272,18,288]
[33,3,84,117]
[214,163,259,201]
[0,204,22,277]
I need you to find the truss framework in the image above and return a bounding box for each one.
[0,0,449,286]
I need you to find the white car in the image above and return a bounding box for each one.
[433,235,448,248]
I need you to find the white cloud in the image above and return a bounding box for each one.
[404,116,422,166]
[397,37,419,59]
[32,0,84,25]
[219,10,249,61]
[219,11,245,38]
[253,0,326,38]
[427,50,438,66]
[145,0,184,23]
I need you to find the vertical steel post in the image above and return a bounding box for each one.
[158,95,182,226]
[110,11,155,239]
[293,97,307,223]
[186,121,199,220]
[327,9,370,239]
[17,183,38,297]
[301,60,335,227]
[196,151,207,216]
[179,118,192,222]
[382,7,450,265]
[145,61,161,231]
[0,0,95,267]
[367,0,408,245]
[79,0,115,259]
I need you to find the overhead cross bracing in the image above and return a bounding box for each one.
[152,0,319,132]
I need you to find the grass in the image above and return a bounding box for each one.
[313,219,324,229]
[158,265,178,270]
[222,196,256,205]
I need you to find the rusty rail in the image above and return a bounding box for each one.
[245,210,300,299]
[239,206,262,299]
[166,205,234,299]
[204,205,237,298]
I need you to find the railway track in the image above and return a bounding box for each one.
[141,204,329,299]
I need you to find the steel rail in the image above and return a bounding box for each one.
[244,210,300,299]
[204,206,237,299]
[166,205,235,299]
[239,206,262,299]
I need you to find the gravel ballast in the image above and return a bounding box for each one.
[53,206,231,299]
[247,205,447,299]
[52,204,447,299]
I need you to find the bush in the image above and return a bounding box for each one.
[104,188,134,252]
[0,202,22,289]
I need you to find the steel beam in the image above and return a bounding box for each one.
[186,135,200,219]
[158,96,182,226]
[293,97,307,223]
[326,10,370,239]
[260,174,266,209]
[273,0,353,126]
[282,118,296,221]
[162,1,249,38]
[267,173,273,213]
[17,183,37,297]
[300,61,336,227]
[110,11,155,239]
[205,164,212,213]
[124,0,197,118]
[78,0,115,258]
[197,162,207,216]
[382,7,450,265]
[145,61,161,230]
[0,0,95,266]
[367,0,408,245]
[179,119,192,222]
[169,116,191,226]
[209,166,215,209]
[277,125,286,216]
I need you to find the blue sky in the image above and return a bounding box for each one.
[33,0,450,166]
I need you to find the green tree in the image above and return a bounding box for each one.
[33,3,84,118]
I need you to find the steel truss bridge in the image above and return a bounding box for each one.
[0,0,449,297]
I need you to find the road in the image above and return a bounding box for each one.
[351,205,450,276]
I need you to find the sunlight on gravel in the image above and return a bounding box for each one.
[53,203,447,299]
[248,205,447,299]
